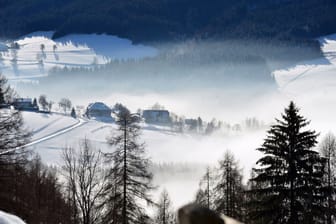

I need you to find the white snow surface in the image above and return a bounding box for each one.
[0,31,157,81]
[273,34,336,97]
[0,211,26,224]
[272,33,336,137]
[22,111,79,141]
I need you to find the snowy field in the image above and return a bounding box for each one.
[0,31,157,81]
[22,111,79,141]
[271,34,336,140]
[274,34,336,93]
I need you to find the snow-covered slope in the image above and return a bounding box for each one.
[22,111,79,141]
[0,31,157,81]
[274,34,336,96]
[0,211,26,224]
[272,34,336,133]
[23,112,264,208]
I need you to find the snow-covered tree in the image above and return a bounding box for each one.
[0,74,15,105]
[0,74,30,164]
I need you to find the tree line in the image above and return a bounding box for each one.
[0,74,74,223]
[0,0,335,46]
[194,101,336,224]
[1,72,336,223]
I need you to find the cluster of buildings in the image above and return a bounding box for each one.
[1,98,39,111]
[84,102,171,125]
[6,98,171,125]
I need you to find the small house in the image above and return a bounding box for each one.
[85,102,112,118]
[142,109,171,124]
[12,98,38,111]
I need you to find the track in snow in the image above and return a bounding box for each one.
[24,117,88,148]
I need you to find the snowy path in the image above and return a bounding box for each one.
[24,117,87,148]
[0,114,86,157]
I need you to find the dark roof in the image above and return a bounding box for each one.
[87,102,111,111]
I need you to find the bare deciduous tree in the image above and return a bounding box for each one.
[38,94,48,111]
[59,98,72,113]
[62,139,106,224]
[155,189,176,224]
[195,166,215,210]
[319,133,336,224]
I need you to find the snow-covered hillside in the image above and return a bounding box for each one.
[274,34,336,97]
[0,211,26,224]
[22,111,264,209]
[0,31,157,81]
[272,34,336,133]
[22,111,79,141]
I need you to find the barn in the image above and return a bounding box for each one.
[85,102,112,118]
[12,98,39,111]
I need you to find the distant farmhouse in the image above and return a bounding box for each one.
[85,102,112,118]
[12,98,39,111]
[142,109,171,124]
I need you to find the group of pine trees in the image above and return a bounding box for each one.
[195,101,336,224]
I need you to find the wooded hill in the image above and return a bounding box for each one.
[0,0,335,44]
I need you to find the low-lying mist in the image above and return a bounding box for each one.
[11,38,321,122]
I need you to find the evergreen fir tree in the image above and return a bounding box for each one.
[246,169,264,224]
[32,98,38,110]
[70,107,77,118]
[249,101,326,224]
[104,107,154,224]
